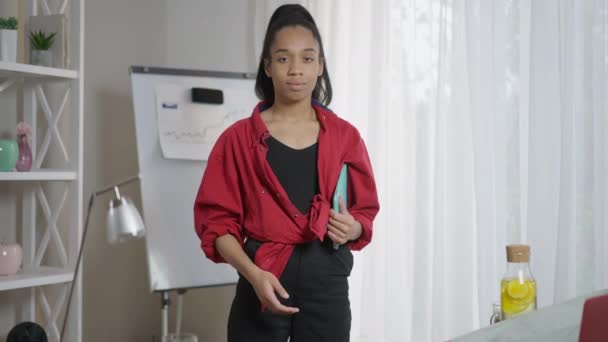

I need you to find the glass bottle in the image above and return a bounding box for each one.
[15,134,33,172]
[500,244,537,319]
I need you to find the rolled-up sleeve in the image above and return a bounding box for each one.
[193,133,244,263]
[345,131,379,251]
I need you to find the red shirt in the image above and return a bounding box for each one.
[194,100,379,281]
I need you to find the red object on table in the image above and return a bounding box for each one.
[578,294,608,342]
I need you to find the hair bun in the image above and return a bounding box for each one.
[269,4,315,26]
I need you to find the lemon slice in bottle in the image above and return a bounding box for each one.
[507,280,529,299]
[501,279,536,317]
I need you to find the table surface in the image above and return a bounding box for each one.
[451,289,608,342]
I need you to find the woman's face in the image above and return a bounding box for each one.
[265,25,324,104]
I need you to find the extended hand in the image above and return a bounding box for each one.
[327,196,362,246]
[249,268,299,315]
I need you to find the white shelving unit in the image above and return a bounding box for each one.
[0,61,78,80]
[0,171,77,181]
[0,267,73,292]
[0,0,83,341]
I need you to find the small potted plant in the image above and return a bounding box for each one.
[29,30,56,67]
[0,17,18,62]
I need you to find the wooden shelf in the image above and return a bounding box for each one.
[0,61,78,81]
[0,170,77,181]
[0,267,73,291]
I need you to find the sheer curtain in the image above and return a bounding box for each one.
[253,1,608,341]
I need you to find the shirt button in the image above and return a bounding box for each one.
[294,214,299,218]
[261,189,265,194]
[276,193,281,198]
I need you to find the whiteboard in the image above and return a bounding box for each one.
[129,66,258,291]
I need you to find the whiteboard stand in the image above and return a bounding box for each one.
[161,291,170,338]
[176,289,186,335]
[160,288,187,339]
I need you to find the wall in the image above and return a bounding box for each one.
[85,1,254,341]
[83,0,166,340]
[165,0,255,72]
[162,1,253,341]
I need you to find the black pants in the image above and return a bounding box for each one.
[227,238,354,342]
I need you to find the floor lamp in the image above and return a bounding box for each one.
[59,175,146,342]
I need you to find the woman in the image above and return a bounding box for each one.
[194,4,379,341]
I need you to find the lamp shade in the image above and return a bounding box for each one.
[106,195,145,244]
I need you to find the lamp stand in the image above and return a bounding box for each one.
[60,176,140,342]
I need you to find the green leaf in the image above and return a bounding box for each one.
[0,17,18,30]
[29,30,57,50]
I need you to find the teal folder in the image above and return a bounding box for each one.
[332,164,348,249]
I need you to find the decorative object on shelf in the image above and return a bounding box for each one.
[7,321,48,342]
[0,17,18,62]
[60,175,146,342]
[28,14,68,68]
[15,122,33,172]
[28,30,56,67]
[0,139,18,172]
[0,241,23,276]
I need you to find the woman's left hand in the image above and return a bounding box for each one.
[327,196,362,246]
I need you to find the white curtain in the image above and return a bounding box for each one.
[253,0,608,341]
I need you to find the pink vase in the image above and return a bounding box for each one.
[15,135,32,172]
[0,243,23,276]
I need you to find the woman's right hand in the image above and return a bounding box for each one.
[249,268,300,315]
[214,234,299,315]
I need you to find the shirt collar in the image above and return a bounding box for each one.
[250,100,329,147]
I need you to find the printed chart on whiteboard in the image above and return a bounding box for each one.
[155,83,250,161]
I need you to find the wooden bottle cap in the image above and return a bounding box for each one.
[506,244,530,262]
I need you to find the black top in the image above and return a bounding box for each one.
[266,136,319,215]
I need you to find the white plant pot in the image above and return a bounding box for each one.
[31,49,53,67]
[0,29,17,63]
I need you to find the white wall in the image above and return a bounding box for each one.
[165,0,256,72]
[162,1,253,341]
[0,2,18,16]
[84,1,254,341]
[84,1,166,341]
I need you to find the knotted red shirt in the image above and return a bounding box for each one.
[194,100,379,281]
